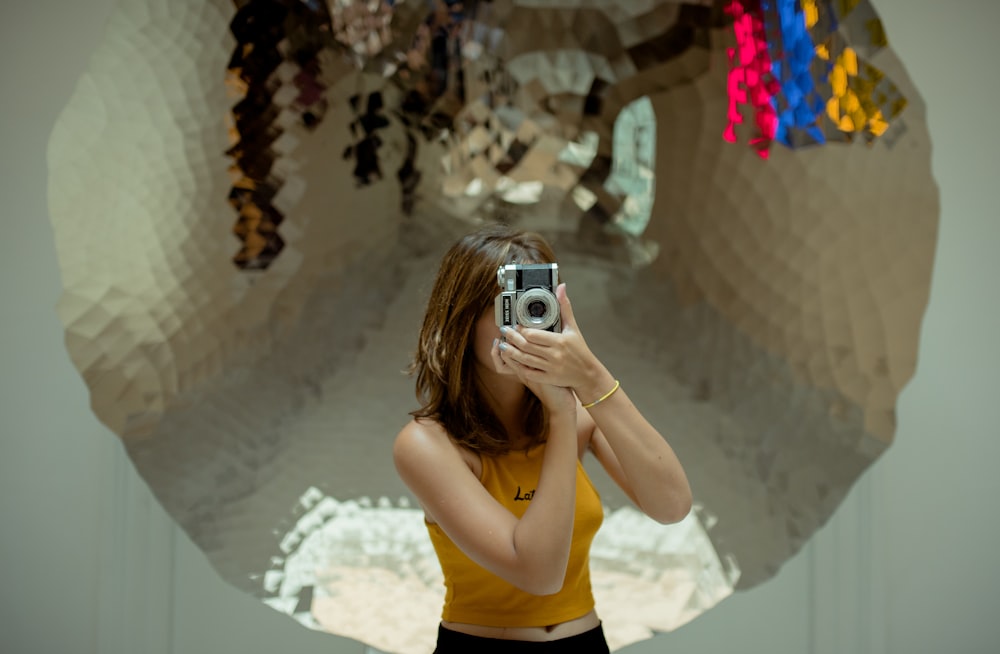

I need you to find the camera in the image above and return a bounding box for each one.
[494,263,561,332]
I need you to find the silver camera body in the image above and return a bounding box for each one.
[494,263,561,332]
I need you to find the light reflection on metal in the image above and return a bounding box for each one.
[47,1,937,652]
[606,96,656,238]
[264,489,737,653]
[724,0,907,157]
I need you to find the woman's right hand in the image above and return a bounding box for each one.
[491,336,577,416]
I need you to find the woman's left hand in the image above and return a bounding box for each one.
[502,284,694,525]
[497,283,612,401]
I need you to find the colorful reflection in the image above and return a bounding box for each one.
[725,0,907,157]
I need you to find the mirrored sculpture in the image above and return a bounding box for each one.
[48,1,937,651]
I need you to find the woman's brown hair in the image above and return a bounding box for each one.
[409,223,558,455]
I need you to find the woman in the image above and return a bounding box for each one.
[394,224,692,653]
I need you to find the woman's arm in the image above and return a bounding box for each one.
[577,385,692,524]
[393,412,578,595]
[497,285,693,524]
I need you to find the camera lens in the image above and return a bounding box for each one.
[514,287,560,331]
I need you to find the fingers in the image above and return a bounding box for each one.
[489,338,504,372]
[490,338,518,376]
[501,329,558,370]
[494,336,532,374]
[497,341,551,392]
[501,324,557,352]
[498,338,549,373]
[556,283,578,332]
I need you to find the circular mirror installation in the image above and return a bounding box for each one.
[48,1,937,651]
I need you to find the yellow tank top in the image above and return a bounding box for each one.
[425,442,604,628]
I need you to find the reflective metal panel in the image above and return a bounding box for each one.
[48,1,936,651]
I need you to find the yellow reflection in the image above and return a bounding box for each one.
[803,1,903,140]
[826,46,895,137]
[802,0,819,29]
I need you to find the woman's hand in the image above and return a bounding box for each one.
[493,283,613,405]
[490,327,576,416]
[495,284,692,525]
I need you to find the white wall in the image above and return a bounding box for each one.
[1,2,997,654]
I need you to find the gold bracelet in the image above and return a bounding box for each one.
[581,379,620,409]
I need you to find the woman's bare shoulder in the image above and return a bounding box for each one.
[394,418,479,476]
[394,418,450,454]
[397,416,443,437]
[393,419,484,524]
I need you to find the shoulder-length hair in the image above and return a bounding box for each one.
[408,223,558,455]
